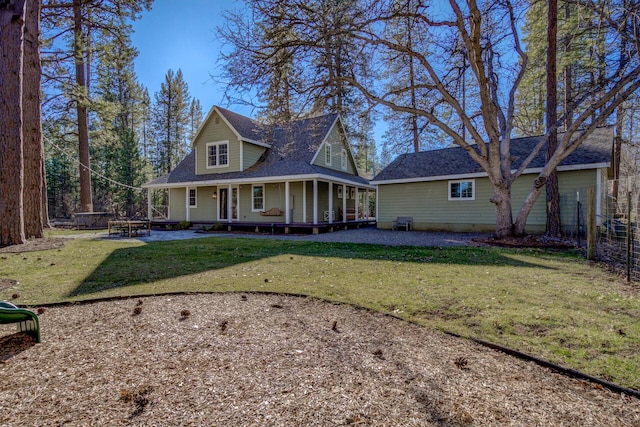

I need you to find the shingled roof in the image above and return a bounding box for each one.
[215,106,265,142]
[372,127,613,183]
[144,111,370,188]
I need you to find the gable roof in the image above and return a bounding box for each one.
[372,127,613,184]
[144,110,371,188]
[216,106,265,143]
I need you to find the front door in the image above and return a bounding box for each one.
[219,188,228,221]
[218,187,239,221]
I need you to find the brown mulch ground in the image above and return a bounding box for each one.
[0,237,65,253]
[473,234,577,249]
[1,293,638,426]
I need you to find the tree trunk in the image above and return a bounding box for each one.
[74,0,92,212]
[563,3,573,130]
[0,0,27,246]
[515,175,548,235]
[22,0,44,239]
[545,0,561,237]
[490,182,514,238]
[612,109,623,201]
[42,159,51,228]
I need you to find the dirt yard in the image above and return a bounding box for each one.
[1,293,638,426]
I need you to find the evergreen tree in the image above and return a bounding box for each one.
[187,98,204,142]
[41,0,152,213]
[515,0,612,136]
[92,41,148,216]
[152,69,192,174]
[0,0,27,245]
[139,87,154,162]
[44,121,79,218]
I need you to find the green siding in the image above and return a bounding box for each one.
[193,111,241,175]
[236,183,284,222]
[377,169,600,233]
[243,142,266,169]
[312,125,357,175]
[169,188,186,221]
[188,186,218,222]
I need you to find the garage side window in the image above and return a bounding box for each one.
[448,180,475,201]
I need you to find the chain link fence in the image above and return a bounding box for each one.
[597,177,640,281]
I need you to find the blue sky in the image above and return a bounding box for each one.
[131,0,248,115]
[131,0,387,147]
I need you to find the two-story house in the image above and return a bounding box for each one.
[142,106,375,233]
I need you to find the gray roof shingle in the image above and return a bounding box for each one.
[372,127,613,182]
[144,111,370,187]
[216,106,266,142]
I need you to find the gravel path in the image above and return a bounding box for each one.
[67,226,489,247]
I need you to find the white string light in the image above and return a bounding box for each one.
[45,136,145,192]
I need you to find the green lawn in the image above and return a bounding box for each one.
[1,232,639,390]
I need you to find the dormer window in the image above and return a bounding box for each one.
[207,141,229,168]
[325,143,332,165]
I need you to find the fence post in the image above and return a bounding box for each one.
[627,191,632,282]
[587,188,596,260]
[576,198,581,248]
[625,191,631,282]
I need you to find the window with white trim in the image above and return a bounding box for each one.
[448,180,475,200]
[325,143,332,165]
[189,188,197,207]
[206,141,229,168]
[341,148,347,170]
[252,185,264,211]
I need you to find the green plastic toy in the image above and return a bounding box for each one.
[0,301,40,343]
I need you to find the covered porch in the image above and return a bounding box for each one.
[147,177,376,234]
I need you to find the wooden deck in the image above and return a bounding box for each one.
[151,219,376,234]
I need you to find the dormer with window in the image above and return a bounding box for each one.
[192,107,269,175]
[312,119,357,174]
[206,141,229,169]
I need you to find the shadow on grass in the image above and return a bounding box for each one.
[71,237,559,298]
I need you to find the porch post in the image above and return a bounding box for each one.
[328,182,334,224]
[185,186,190,222]
[285,181,291,224]
[228,184,232,223]
[342,184,347,222]
[355,187,359,220]
[147,188,152,220]
[375,187,378,221]
[366,190,370,219]
[313,179,318,224]
[302,180,307,223]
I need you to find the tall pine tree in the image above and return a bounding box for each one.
[152,69,191,174]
